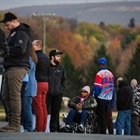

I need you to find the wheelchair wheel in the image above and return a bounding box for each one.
[85,113,98,134]
[90,115,98,133]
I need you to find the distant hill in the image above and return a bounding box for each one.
[3,1,140,26]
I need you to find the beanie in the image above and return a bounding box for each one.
[81,86,90,94]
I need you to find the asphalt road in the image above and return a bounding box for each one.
[0,121,140,140]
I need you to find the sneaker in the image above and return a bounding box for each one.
[77,124,84,133]
[20,125,24,133]
[64,125,72,132]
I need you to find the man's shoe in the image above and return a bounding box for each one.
[0,125,20,132]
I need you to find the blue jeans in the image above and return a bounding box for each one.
[21,93,33,132]
[66,109,87,125]
[115,109,132,135]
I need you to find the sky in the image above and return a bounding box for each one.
[0,0,139,10]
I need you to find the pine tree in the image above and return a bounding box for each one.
[124,43,140,83]
[128,18,135,28]
[86,44,116,86]
[62,53,83,98]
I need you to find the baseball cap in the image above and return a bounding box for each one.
[49,50,63,58]
[98,57,107,65]
[0,12,17,23]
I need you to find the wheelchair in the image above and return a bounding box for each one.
[84,110,98,134]
[60,109,98,134]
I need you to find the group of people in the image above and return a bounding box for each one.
[64,57,140,135]
[0,11,140,136]
[116,78,140,135]
[0,12,67,132]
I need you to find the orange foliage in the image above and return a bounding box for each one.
[107,37,122,71]
[116,41,137,75]
[51,30,93,68]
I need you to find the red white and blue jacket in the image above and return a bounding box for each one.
[92,67,114,101]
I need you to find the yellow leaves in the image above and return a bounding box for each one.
[136,34,140,43]
[89,36,98,49]
[74,34,84,42]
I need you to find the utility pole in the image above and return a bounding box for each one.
[32,12,56,53]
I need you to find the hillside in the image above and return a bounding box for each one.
[2,1,140,26]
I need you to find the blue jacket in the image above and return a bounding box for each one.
[24,57,37,97]
[92,67,114,101]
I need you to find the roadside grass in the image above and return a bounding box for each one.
[0,106,6,121]
[0,106,118,122]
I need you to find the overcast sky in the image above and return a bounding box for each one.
[0,0,138,10]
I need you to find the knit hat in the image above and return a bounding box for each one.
[130,79,137,86]
[81,86,90,94]
[98,57,107,65]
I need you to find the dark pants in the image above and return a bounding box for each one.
[131,115,140,135]
[46,94,62,132]
[106,108,114,134]
[0,75,8,121]
[96,99,109,134]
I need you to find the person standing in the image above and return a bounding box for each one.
[115,80,133,135]
[21,45,38,132]
[0,28,9,122]
[130,79,140,135]
[91,57,114,134]
[0,12,31,132]
[32,40,49,132]
[47,50,67,132]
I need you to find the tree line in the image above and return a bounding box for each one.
[0,12,140,98]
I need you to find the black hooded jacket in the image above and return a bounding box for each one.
[0,28,9,73]
[117,80,133,111]
[0,29,6,66]
[4,23,31,69]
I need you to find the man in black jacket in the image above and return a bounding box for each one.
[0,12,30,132]
[46,50,67,132]
[115,80,133,135]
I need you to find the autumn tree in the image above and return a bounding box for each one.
[76,22,107,42]
[124,43,140,83]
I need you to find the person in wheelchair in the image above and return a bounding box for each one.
[65,86,97,133]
